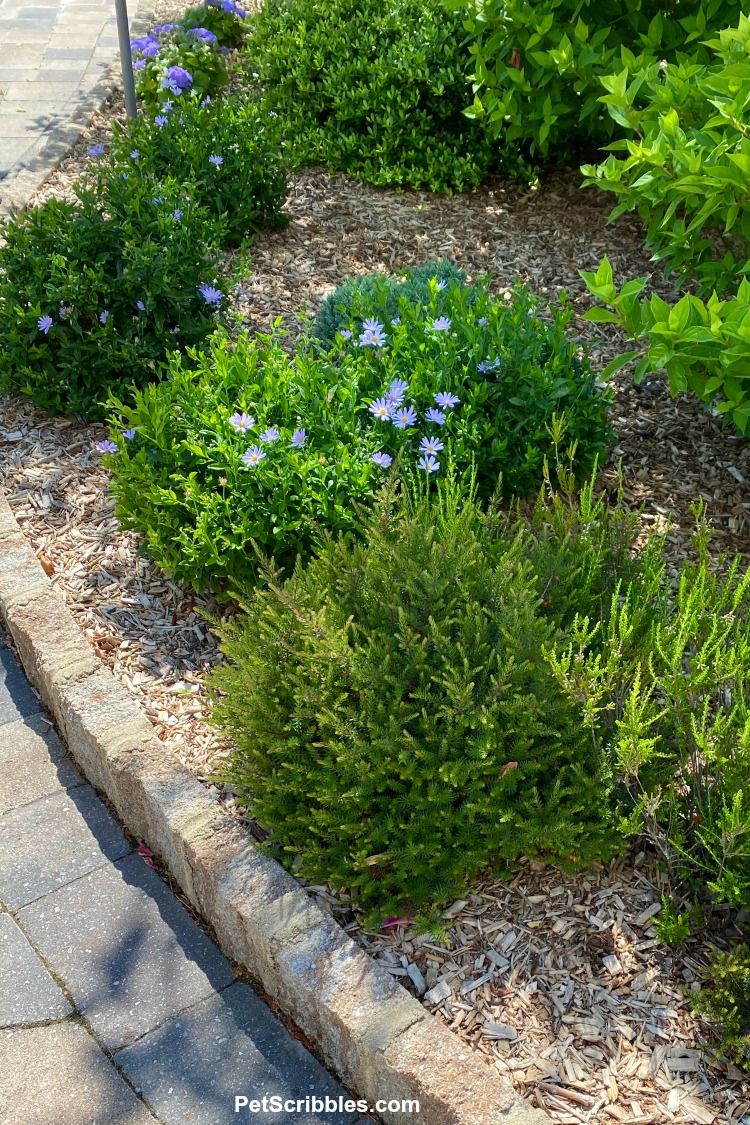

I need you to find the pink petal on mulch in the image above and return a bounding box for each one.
[382,916,412,929]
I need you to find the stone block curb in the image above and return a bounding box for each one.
[0,494,549,1125]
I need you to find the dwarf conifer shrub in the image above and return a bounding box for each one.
[110,94,288,247]
[209,478,618,918]
[0,171,227,418]
[692,945,750,1064]
[248,0,501,192]
[313,259,467,349]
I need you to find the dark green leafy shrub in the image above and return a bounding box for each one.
[102,280,613,592]
[0,171,227,418]
[313,259,467,349]
[131,25,228,109]
[109,94,289,247]
[446,0,742,160]
[248,0,502,192]
[209,477,618,918]
[582,16,750,298]
[181,0,249,48]
[692,945,750,1064]
[104,332,383,592]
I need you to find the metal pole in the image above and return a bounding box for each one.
[114,0,138,119]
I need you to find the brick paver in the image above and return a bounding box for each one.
[0,0,142,207]
[0,628,371,1123]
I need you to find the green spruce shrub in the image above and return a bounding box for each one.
[209,476,618,919]
[692,945,750,1064]
[102,279,612,592]
[313,259,467,349]
[0,170,227,418]
[109,94,289,247]
[247,0,502,193]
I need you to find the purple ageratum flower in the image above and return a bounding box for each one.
[96,440,118,454]
[140,40,160,57]
[163,64,192,91]
[420,435,444,456]
[187,27,218,42]
[418,454,440,474]
[339,329,353,339]
[208,154,223,166]
[369,397,392,421]
[133,59,147,70]
[478,317,488,326]
[123,428,136,440]
[99,310,110,325]
[152,22,176,33]
[431,316,451,332]
[88,144,105,157]
[371,452,393,468]
[425,408,446,426]
[387,378,409,405]
[391,405,417,430]
[37,315,53,334]
[259,427,280,443]
[130,34,158,52]
[198,284,222,306]
[229,411,255,432]
[241,445,266,467]
[435,391,460,409]
[154,115,168,127]
[291,428,306,448]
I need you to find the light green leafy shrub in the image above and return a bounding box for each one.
[247,0,504,192]
[208,475,621,919]
[581,258,750,434]
[102,277,613,592]
[446,0,742,161]
[582,15,750,298]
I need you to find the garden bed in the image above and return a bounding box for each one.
[3,127,750,1123]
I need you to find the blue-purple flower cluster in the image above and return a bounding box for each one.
[226,410,305,469]
[367,379,460,475]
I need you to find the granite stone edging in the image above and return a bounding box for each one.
[0,493,548,1125]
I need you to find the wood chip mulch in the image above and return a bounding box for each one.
[3,114,750,1122]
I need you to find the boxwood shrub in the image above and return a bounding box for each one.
[109,94,289,247]
[0,170,227,418]
[248,0,507,192]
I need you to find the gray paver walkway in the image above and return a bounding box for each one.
[0,0,140,204]
[0,627,371,1124]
